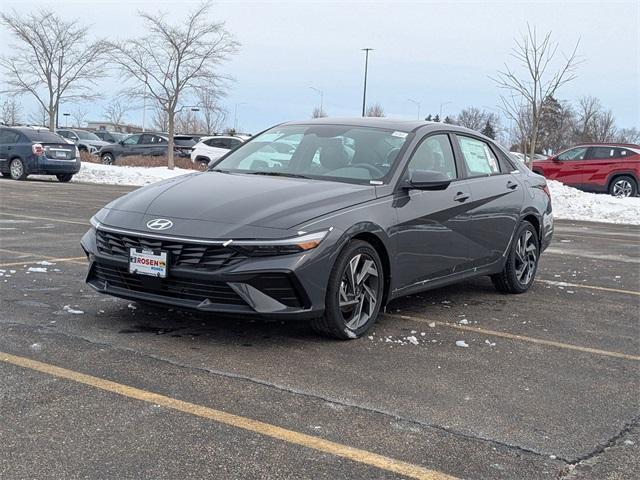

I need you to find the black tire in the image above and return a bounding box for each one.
[56,174,73,182]
[102,153,115,165]
[491,221,539,294]
[608,175,637,198]
[311,240,384,339]
[9,158,27,180]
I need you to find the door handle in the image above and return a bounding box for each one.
[454,192,470,202]
[506,181,518,190]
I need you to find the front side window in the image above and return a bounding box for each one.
[407,134,457,179]
[557,147,588,161]
[212,125,409,184]
[0,129,21,144]
[123,135,139,145]
[456,135,500,176]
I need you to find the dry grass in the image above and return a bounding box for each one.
[81,152,201,170]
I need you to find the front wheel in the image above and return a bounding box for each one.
[609,176,637,198]
[101,153,115,165]
[491,221,539,294]
[311,240,384,339]
[9,158,27,180]
[56,174,73,182]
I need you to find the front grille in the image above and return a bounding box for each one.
[96,229,247,271]
[93,263,246,305]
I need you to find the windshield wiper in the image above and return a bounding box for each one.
[247,171,312,179]
[210,168,231,173]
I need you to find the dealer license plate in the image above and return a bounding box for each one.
[129,248,168,278]
[55,150,68,158]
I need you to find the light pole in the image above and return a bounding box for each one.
[62,112,70,128]
[55,55,62,129]
[234,102,247,132]
[310,87,324,115]
[439,101,452,120]
[361,48,373,117]
[407,99,421,120]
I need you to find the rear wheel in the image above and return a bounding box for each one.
[56,174,73,182]
[102,153,115,165]
[491,221,539,294]
[9,158,27,180]
[311,240,384,339]
[609,176,637,198]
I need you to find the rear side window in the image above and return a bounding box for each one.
[589,147,615,159]
[407,134,457,179]
[0,129,22,144]
[616,148,636,158]
[456,135,500,176]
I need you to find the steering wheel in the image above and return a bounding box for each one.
[350,163,385,178]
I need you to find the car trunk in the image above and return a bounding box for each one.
[174,136,197,156]
[42,143,76,160]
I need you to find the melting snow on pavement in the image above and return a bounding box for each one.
[63,305,84,315]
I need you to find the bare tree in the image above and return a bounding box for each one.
[311,107,327,118]
[104,99,131,128]
[0,97,22,125]
[0,10,108,131]
[616,127,640,144]
[197,88,227,134]
[574,96,601,142]
[456,107,498,131]
[493,25,580,166]
[366,103,385,117]
[592,109,617,142]
[175,109,203,133]
[28,104,49,127]
[108,2,239,169]
[151,102,169,132]
[70,106,89,128]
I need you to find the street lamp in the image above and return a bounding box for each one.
[361,48,373,117]
[439,101,452,119]
[407,99,421,120]
[310,86,324,115]
[62,112,70,128]
[234,102,247,132]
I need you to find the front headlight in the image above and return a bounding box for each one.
[233,230,330,256]
[90,208,109,229]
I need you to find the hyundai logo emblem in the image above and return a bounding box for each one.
[146,218,173,231]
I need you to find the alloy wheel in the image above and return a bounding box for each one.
[10,159,24,179]
[102,154,114,165]
[612,179,633,198]
[338,253,379,330]
[514,230,537,286]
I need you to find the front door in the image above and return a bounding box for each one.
[394,133,475,289]
[550,146,589,186]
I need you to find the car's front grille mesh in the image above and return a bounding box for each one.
[93,263,246,305]
[96,229,247,271]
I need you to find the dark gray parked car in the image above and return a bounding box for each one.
[98,133,196,164]
[56,128,110,154]
[82,118,553,339]
[0,127,80,181]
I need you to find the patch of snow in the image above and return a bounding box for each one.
[548,179,640,225]
[27,267,47,273]
[36,261,55,266]
[127,303,137,310]
[406,336,419,345]
[30,343,42,352]
[455,340,469,348]
[428,322,436,328]
[459,319,469,325]
[63,305,84,315]
[70,162,193,187]
[485,339,496,347]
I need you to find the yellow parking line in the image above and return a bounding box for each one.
[0,351,457,480]
[0,212,87,226]
[388,314,640,362]
[536,279,640,296]
[0,248,87,266]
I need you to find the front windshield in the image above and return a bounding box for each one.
[211,124,409,184]
[76,130,101,141]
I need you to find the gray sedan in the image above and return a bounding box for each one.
[82,118,553,339]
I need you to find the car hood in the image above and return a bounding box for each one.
[86,140,110,146]
[101,171,375,236]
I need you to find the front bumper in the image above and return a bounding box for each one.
[81,227,338,319]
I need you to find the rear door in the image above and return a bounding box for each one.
[452,134,524,268]
[0,128,20,171]
[583,146,617,191]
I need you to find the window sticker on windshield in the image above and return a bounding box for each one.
[391,131,408,138]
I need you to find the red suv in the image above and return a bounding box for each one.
[532,143,640,197]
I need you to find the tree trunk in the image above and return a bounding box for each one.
[167,110,175,170]
[48,101,56,132]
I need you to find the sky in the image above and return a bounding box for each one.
[1,0,639,134]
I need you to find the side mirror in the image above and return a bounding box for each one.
[404,170,451,190]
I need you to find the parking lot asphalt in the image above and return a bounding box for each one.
[1,178,638,479]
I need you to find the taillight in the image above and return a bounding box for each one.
[542,184,551,200]
[32,143,44,156]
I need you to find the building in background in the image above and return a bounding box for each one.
[86,121,143,133]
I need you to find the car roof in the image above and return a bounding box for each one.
[280,117,489,137]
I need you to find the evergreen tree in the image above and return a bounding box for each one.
[425,114,432,121]
[481,119,496,139]
[433,114,440,122]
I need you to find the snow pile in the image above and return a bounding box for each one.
[72,162,193,186]
[548,180,640,225]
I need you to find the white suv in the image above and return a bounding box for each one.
[190,135,247,166]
